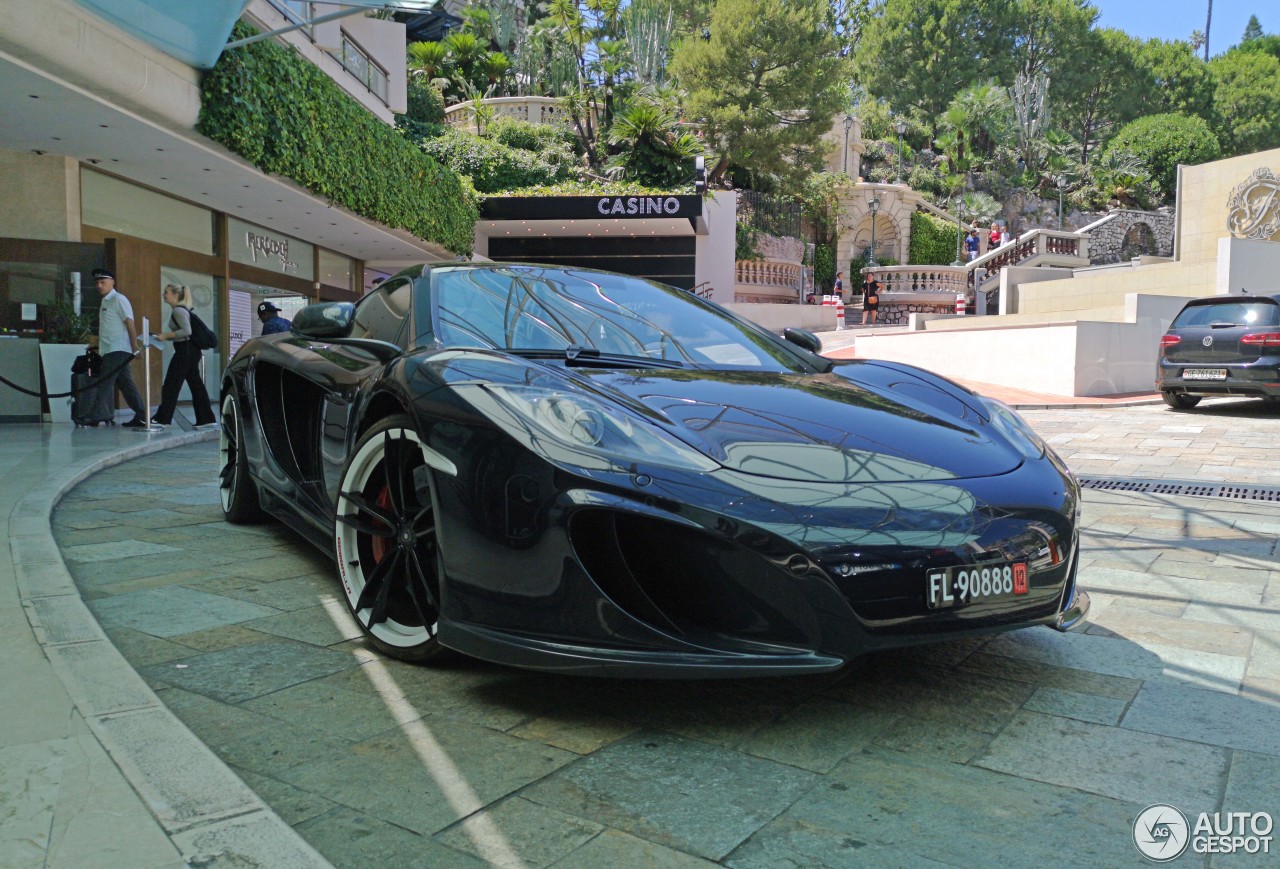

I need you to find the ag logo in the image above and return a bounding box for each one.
[1134,804,1190,861]
[1202,336,1213,347]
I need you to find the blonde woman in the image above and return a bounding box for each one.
[152,284,215,428]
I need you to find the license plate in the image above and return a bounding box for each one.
[1182,368,1227,380]
[927,562,1028,609]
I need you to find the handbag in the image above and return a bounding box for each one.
[866,293,879,305]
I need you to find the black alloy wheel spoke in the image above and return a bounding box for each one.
[355,546,400,616]
[382,431,413,517]
[411,504,435,535]
[339,489,397,529]
[404,546,440,612]
[367,548,400,627]
[335,509,396,538]
[219,463,234,486]
[400,557,437,636]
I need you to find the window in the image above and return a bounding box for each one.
[339,35,389,103]
[352,278,412,346]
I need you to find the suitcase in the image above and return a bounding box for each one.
[70,372,116,427]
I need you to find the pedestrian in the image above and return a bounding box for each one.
[150,284,216,430]
[257,300,291,335]
[965,229,979,262]
[834,271,845,303]
[989,222,1001,249]
[1001,226,1011,246]
[806,292,816,305]
[861,271,880,325]
[92,268,148,428]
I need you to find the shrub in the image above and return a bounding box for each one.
[814,243,835,291]
[421,128,574,193]
[1105,114,1220,200]
[487,118,575,153]
[910,211,958,265]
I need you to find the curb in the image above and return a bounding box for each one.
[10,429,333,869]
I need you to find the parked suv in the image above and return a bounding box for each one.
[1157,294,1280,409]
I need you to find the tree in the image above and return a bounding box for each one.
[605,100,704,186]
[1207,49,1280,155]
[854,0,1014,134]
[1056,28,1146,163]
[668,0,851,186]
[1007,0,1098,82]
[1131,39,1215,120]
[1106,113,1220,200]
[1242,15,1263,43]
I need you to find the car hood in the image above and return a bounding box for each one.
[571,363,1023,483]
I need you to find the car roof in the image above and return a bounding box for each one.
[1181,293,1280,307]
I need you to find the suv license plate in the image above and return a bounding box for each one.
[927,563,1028,609]
[1182,369,1227,380]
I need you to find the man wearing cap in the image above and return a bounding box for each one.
[257,301,291,335]
[92,268,149,427]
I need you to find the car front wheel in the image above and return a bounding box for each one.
[334,415,445,662]
[1162,391,1201,410]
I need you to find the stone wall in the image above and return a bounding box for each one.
[1083,209,1175,264]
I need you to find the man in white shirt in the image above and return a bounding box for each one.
[93,268,147,427]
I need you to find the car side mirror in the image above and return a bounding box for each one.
[291,302,355,339]
[783,327,822,354]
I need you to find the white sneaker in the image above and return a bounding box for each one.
[193,422,219,430]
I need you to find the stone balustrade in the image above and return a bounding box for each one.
[734,259,802,302]
[867,265,970,297]
[443,96,581,132]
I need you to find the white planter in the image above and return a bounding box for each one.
[38,343,88,424]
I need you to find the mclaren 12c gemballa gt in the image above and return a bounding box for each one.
[218,263,1089,677]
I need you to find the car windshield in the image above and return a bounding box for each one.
[1172,301,1280,328]
[431,265,809,371]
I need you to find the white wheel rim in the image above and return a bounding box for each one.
[335,427,440,648]
[218,394,237,512]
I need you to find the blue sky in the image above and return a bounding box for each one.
[1093,0,1266,54]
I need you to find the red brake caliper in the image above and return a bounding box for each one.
[369,485,394,563]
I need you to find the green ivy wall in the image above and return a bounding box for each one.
[198,22,478,255]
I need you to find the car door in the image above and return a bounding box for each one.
[313,277,416,508]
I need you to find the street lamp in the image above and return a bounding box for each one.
[952,198,966,267]
[842,115,854,175]
[894,119,907,184]
[1055,176,1067,230]
[867,195,881,267]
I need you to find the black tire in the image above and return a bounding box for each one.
[334,415,447,663]
[219,391,264,523]
[1161,391,1201,410]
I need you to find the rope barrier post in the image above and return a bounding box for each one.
[137,318,163,433]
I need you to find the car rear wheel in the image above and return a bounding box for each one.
[334,415,445,662]
[1162,391,1201,410]
[219,392,263,523]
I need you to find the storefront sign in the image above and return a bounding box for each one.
[228,218,314,280]
[480,195,702,222]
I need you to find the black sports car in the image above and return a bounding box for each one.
[219,263,1089,677]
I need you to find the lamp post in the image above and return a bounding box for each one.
[842,114,854,175]
[894,119,907,184]
[867,195,881,268]
[952,198,965,267]
[1055,176,1067,230]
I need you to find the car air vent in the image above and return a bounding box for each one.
[1076,476,1280,503]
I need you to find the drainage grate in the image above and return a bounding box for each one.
[1077,476,1280,503]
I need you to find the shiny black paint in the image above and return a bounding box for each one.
[222,264,1085,677]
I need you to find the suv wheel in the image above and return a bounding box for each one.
[1162,391,1201,410]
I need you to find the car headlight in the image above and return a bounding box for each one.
[456,383,720,472]
[980,397,1046,460]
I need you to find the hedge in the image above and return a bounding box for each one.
[910,210,959,265]
[198,22,478,254]
[421,128,575,194]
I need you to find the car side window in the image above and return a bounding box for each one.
[351,279,413,347]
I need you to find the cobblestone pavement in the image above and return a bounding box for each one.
[51,397,1280,868]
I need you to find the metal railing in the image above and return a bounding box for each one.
[737,190,802,240]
